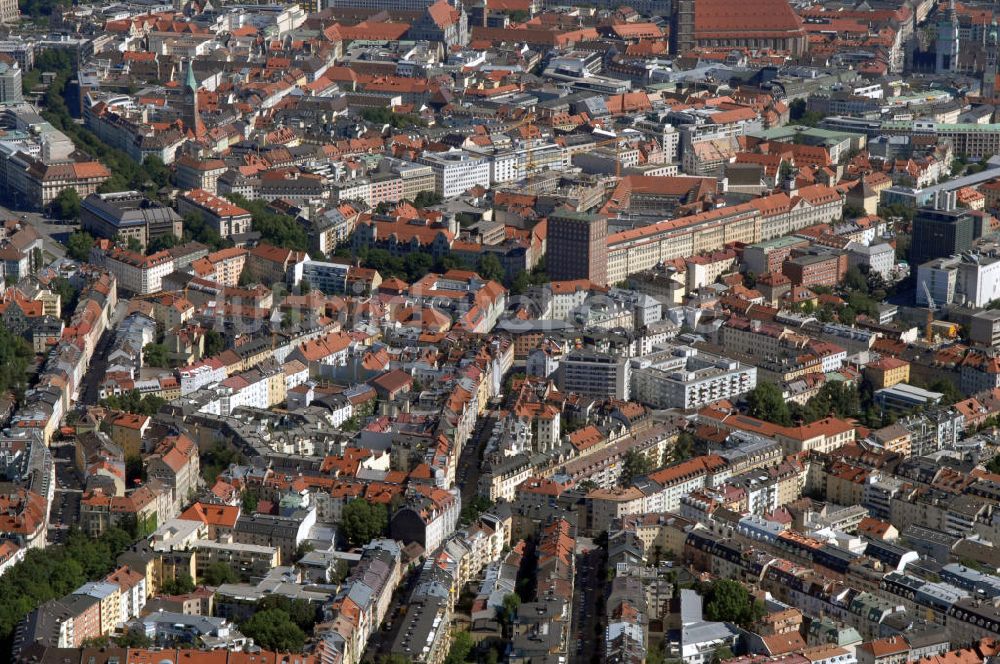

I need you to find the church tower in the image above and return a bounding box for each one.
[936,0,960,74]
[985,21,998,98]
[185,59,206,139]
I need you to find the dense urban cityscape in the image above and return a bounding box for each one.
[3,0,1000,663]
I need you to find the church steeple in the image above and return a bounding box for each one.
[185,58,206,139]
[185,58,198,93]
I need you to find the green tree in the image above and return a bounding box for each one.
[114,630,153,648]
[445,631,474,664]
[377,657,411,664]
[789,98,807,121]
[256,595,318,632]
[201,562,239,586]
[403,252,435,282]
[844,266,869,293]
[895,233,912,261]
[125,236,143,253]
[203,329,225,356]
[242,490,259,514]
[929,378,962,405]
[20,0,73,18]
[240,609,306,652]
[360,107,425,129]
[510,270,531,295]
[52,188,81,220]
[703,579,766,629]
[52,277,78,319]
[745,382,791,425]
[459,495,494,525]
[499,592,521,625]
[0,326,35,398]
[147,233,181,254]
[143,155,171,188]
[340,499,389,547]
[181,212,226,250]
[413,191,443,208]
[668,431,696,465]
[100,390,166,417]
[478,253,505,283]
[66,231,94,262]
[113,630,152,648]
[225,194,308,252]
[712,646,736,664]
[143,343,170,369]
[842,205,866,220]
[0,527,133,660]
[331,559,351,584]
[159,573,196,595]
[620,449,655,486]
[200,441,241,484]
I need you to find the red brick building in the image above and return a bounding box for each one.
[782,252,847,288]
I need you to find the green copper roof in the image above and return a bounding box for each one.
[185,60,198,93]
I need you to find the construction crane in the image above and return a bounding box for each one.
[921,279,936,343]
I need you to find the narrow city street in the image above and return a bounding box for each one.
[363,565,420,662]
[456,409,496,507]
[47,442,83,545]
[78,300,128,406]
[572,546,606,664]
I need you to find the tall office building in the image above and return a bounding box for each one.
[910,191,979,267]
[0,56,21,104]
[547,211,608,286]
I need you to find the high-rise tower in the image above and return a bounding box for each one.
[936,0,960,74]
[547,211,608,287]
[985,21,998,98]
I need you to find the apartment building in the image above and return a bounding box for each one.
[605,203,761,284]
[177,189,253,237]
[191,247,247,287]
[752,184,844,241]
[561,351,631,400]
[174,156,228,194]
[100,247,174,295]
[246,243,309,286]
[631,346,757,410]
[418,149,490,198]
[6,154,111,210]
[783,251,849,288]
